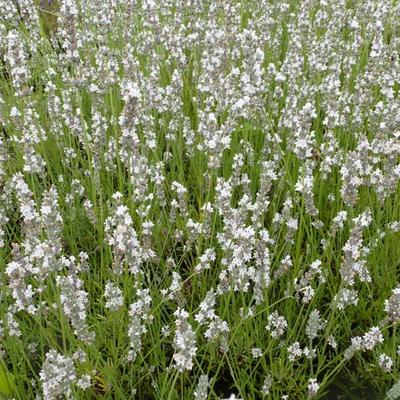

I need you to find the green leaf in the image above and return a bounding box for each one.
[0,362,16,398]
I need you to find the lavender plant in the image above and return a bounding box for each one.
[0,0,400,399]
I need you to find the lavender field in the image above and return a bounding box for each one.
[0,0,400,399]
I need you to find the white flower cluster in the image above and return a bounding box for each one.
[378,354,393,373]
[173,308,197,372]
[195,290,230,350]
[333,288,359,310]
[127,288,153,362]
[39,350,76,400]
[386,379,400,400]
[384,286,400,324]
[161,271,182,302]
[294,260,324,304]
[307,378,320,398]
[266,311,287,339]
[305,310,325,341]
[39,348,92,399]
[344,326,384,360]
[104,281,124,311]
[104,192,145,275]
[57,273,95,343]
[194,374,210,400]
[287,340,317,363]
[340,210,372,286]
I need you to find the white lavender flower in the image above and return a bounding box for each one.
[5,30,31,97]
[274,255,292,279]
[384,286,400,324]
[303,346,317,360]
[57,273,95,343]
[305,310,325,341]
[104,281,124,311]
[266,311,287,339]
[0,206,9,248]
[194,374,209,400]
[104,192,144,275]
[287,342,303,362]
[173,308,197,372]
[204,316,230,353]
[39,350,76,400]
[386,379,400,400]
[331,210,348,233]
[378,354,393,372]
[72,349,86,363]
[195,248,216,274]
[261,374,272,396]
[295,161,318,217]
[307,378,320,398]
[333,288,359,310]
[195,289,230,351]
[294,260,324,304]
[6,309,21,337]
[195,289,217,325]
[328,335,337,350]
[251,347,262,359]
[127,288,153,362]
[76,374,91,390]
[340,210,372,285]
[161,271,182,302]
[344,326,384,360]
